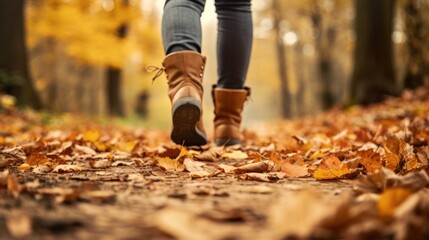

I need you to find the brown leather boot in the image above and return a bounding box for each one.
[162,51,208,146]
[212,85,250,146]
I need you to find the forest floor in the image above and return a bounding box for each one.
[1,87,429,239]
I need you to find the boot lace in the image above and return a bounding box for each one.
[146,65,165,83]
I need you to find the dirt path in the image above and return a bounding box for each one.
[1,164,354,239]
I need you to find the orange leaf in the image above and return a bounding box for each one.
[377,188,411,218]
[358,150,382,173]
[24,152,49,166]
[313,155,354,180]
[384,151,400,171]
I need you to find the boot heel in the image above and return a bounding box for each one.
[171,97,207,146]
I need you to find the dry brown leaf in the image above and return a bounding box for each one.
[194,147,223,162]
[276,154,309,178]
[216,164,236,173]
[32,165,52,174]
[355,168,429,193]
[184,158,206,173]
[89,159,112,169]
[234,161,269,174]
[111,160,134,166]
[239,172,285,182]
[280,162,309,178]
[75,144,97,155]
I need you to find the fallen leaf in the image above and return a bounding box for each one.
[52,164,83,173]
[221,150,248,160]
[111,160,134,166]
[82,130,100,142]
[157,157,184,172]
[239,172,285,182]
[32,165,52,174]
[377,188,412,218]
[358,150,382,173]
[216,164,236,173]
[89,159,111,169]
[234,161,269,174]
[75,145,97,155]
[313,155,355,180]
[384,151,400,172]
[24,152,49,166]
[194,147,223,162]
[355,168,429,193]
[276,154,309,178]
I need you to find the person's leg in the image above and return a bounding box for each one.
[215,0,253,89]
[160,0,208,146]
[213,0,252,146]
[162,0,206,54]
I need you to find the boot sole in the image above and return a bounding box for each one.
[171,97,207,146]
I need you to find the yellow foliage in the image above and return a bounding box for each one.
[26,0,160,68]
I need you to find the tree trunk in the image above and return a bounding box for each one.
[350,0,398,105]
[311,2,336,110]
[0,0,42,109]
[105,5,128,116]
[403,0,429,89]
[106,67,124,116]
[273,0,292,118]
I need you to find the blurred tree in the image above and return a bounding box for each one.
[26,0,160,115]
[310,0,348,110]
[273,0,292,118]
[0,0,42,109]
[403,0,429,89]
[106,0,129,116]
[350,0,399,105]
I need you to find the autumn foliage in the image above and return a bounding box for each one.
[1,87,429,238]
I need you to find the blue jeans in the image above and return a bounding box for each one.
[162,0,253,89]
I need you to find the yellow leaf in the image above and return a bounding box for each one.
[378,188,412,218]
[221,150,248,160]
[18,164,31,171]
[157,157,183,172]
[313,155,354,180]
[83,131,100,142]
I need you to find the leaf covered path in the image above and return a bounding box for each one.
[1,87,429,239]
